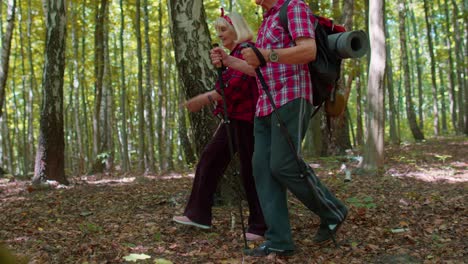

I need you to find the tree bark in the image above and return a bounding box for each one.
[361,0,386,170]
[90,0,108,174]
[156,0,166,171]
[422,0,440,135]
[135,0,147,172]
[143,0,156,173]
[119,0,130,172]
[33,0,68,185]
[443,0,458,131]
[398,1,424,141]
[168,0,217,156]
[0,0,16,119]
[384,6,398,144]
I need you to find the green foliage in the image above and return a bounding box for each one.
[79,222,103,234]
[346,196,377,209]
[1,0,466,177]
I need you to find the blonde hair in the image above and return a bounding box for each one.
[214,12,253,44]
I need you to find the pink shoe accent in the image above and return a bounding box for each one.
[246,232,264,241]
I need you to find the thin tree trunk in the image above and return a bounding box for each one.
[362,0,386,170]
[442,0,458,131]
[119,0,130,172]
[0,0,16,119]
[143,0,156,173]
[435,0,448,132]
[135,0,146,172]
[26,0,36,173]
[408,0,424,129]
[81,0,91,168]
[91,0,108,174]
[102,6,114,171]
[384,9,398,144]
[33,0,68,185]
[451,0,464,134]
[18,0,31,176]
[157,0,166,171]
[423,0,440,135]
[356,69,363,146]
[399,1,424,141]
[70,1,84,174]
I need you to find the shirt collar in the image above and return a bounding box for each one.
[263,0,286,18]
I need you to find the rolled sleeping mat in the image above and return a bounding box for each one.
[328,30,369,59]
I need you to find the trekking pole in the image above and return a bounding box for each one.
[213,44,248,249]
[241,43,341,247]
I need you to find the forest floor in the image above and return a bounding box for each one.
[0,137,467,264]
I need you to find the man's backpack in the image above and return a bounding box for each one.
[279,0,368,118]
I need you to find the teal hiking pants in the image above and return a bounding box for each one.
[252,98,347,250]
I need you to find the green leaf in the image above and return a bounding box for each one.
[154,258,173,264]
[122,253,151,262]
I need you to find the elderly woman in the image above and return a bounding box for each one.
[173,11,265,241]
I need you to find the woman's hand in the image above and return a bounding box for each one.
[210,47,228,68]
[183,90,221,112]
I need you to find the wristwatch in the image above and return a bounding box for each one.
[269,49,279,62]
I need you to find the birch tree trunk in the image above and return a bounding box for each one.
[168,0,217,155]
[361,0,386,170]
[33,0,68,185]
[0,0,16,119]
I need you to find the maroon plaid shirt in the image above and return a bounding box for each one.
[255,0,315,117]
[213,42,258,122]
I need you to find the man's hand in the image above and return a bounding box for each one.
[241,48,269,68]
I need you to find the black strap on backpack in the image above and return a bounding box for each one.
[279,0,341,121]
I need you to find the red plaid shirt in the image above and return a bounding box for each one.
[255,0,315,117]
[213,42,258,122]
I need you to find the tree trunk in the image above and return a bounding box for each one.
[398,0,424,141]
[26,0,36,173]
[70,1,85,175]
[135,0,146,172]
[156,0,166,171]
[0,0,16,119]
[168,0,217,156]
[408,0,424,130]
[384,8,398,144]
[422,0,440,135]
[361,0,386,170]
[435,0,448,133]
[143,0,156,173]
[90,0,108,174]
[356,70,364,146]
[443,0,457,131]
[451,0,465,134]
[119,0,130,172]
[33,0,68,185]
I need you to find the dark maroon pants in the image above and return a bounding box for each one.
[184,119,266,236]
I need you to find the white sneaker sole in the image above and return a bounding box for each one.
[172,216,211,230]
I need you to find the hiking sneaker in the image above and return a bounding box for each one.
[313,211,348,244]
[172,216,211,230]
[243,241,294,257]
[245,232,264,241]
